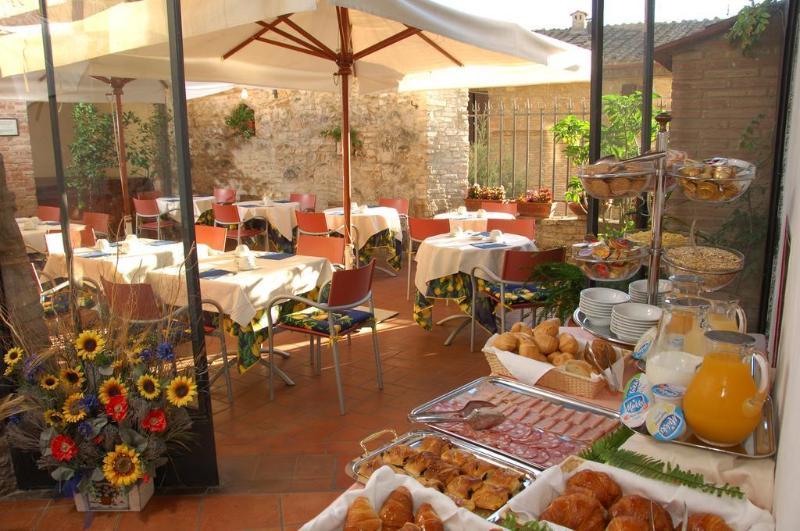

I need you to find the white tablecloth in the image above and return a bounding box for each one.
[145,253,333,326]
[414,233,536,293]
[434,211,515,232]
[323,206,402,249]
[43,240,213,284]
[156,195,214,221]
[235,200,299,240]
[16,218,85,254]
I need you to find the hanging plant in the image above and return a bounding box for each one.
[225,103,256,139]
[320,125,364,155]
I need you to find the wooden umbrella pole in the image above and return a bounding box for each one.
[110,78,132,233]
[340,67,352,253]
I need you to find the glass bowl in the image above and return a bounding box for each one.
[671,158,755,203]
[661,245,745,291]
[572,243,649,282]
[578,169,654,200]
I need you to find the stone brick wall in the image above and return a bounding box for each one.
[536,216,587,252]
[186,85,468,217]
[0,101,37,216]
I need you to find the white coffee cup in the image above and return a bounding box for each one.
[457,206,467,215]
[234,244,250,256]
[95,239,111,252]
[490,229,503,242]
[477,209,487,218]
[237,254,256,270]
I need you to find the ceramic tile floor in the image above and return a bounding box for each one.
[0,265,493,530]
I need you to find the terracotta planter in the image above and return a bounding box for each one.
[464,198,504,211]
[74,479,154,512]
[246,120,256,136]
[567,202,588,217]
[517,201,552,219]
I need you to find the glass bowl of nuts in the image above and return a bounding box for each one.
[572,238,649,282]
[578,159,655,200]
[661,245,745,291]
[671,157,755,203]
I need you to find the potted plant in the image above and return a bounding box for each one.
[225,103,256,139]
[517,188,553,219]
[565,176,588,217]
[465,183,506,210]
[320,126,363,156]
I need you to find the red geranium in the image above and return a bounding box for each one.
[141,409,167,433]
[105,395,128,422]
[51,434,78,462]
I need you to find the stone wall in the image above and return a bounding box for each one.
[536,216,587,252]
[186,86,469,217]
[0,101,37,216]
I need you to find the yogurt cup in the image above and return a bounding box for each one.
[646,402,687,441]
[652,383,686,406]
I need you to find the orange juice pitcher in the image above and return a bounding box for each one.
[683,331,769,447]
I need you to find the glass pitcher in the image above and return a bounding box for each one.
[645,297,709,387]
[668,274,705,298]
[705,296,747,332]
[683,331,768,447]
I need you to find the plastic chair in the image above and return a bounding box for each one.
[296,211,332,236]
[480,201,518,216]
[132,197,175,239]
[195,224,227,252]
[82,211,111,238]
[136,191,161,200]
[470,248,566,351]
[214,188,238,204]
[44,230,82,254]
[212,203,261,246]
[378,198,410,217]
[99,279,235,403]
[486,218,536,240]
[37,205,60,222]
[296,234,345,267]
[290,193,317,212]
[79,227,97,248]
[406,218,451,300]
[265,260,382,414]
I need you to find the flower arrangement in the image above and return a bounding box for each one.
[225,102,256,139]
[517,188,553,203]
[466,183,506,200]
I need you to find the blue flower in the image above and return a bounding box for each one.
[23,357,44,383]
[76,421,93,438]
[7,414,21,425]
[139,348,154,361]
[79,394,99,412]
[156,342,174,362]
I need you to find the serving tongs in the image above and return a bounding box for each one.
[410,400,505,430]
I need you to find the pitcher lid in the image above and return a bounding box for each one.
[704,330,755,346]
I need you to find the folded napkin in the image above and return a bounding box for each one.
[471,242,508,249]
[77,250,113,258]
[199,269,233,279]
[328,210,344,215]
[475,231,490,237]
[147,240,176,246]
[256,252,293,260]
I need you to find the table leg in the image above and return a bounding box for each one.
[443,315,472,346]
[258,356,295,386]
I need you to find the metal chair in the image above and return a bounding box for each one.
[135,191,161,200]
[265,260,382,414]
[378,197,409,218]
[212,203,261,247]
[296,234,345,267]
[480,201,518,216]
[486,218,536,240]
[290,193,317,212]
[82,211,111,239]
[195,224,227,252]
[295,211,333,236]
[470,248,566,351]
[79,227,97,248]
[36,205,61,222]
[406,218,451,300]
[214,187,238,204]
[44,230,82,254]
[132,197,176,239]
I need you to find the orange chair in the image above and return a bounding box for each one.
[82,211,110,238]
[480,201,518,216]
[470,248,566,350]
[195,224,227,252]
[290,193,316,212]
[136,191,161,200]
[406,218,451,300]
[132,198,176,239]
[79,227,97,248]
[214,188,238,204]
[37,205,61,222]
[378,197,410,217]
[296,234,345,266]
[486,218,535,240]
[212,203,261,246]
[296,211,332,236]
[44,230,82,254]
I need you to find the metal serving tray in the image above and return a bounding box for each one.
[408,376,619,470]
[346,429,539,521]
[574,308,637,347]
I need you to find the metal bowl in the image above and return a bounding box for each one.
[572,244,649,282]
[661,245,745,292]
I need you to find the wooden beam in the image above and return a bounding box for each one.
[278,15,339,59]
[414,30,463,67]
[256,21,336,59]
[222,17,288,60]
[353,27,420,61]
[254,37,332,60]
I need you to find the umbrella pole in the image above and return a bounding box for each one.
[340,67,354,268]
[110,79,133,235]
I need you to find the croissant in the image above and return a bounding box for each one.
[415,503,444,531]
[539,493,606,531]
[687,513,733,531]
[460,458,497,479]
[382,444,418,467]
[423,460,461,485]
[471,483,510,511]
[404,451,438,477]
[416,476,444,492]
[358,456,385,479]
[379,486,413,531]
[344,496,383,531]
[606,516,650,531]
[440,448,474,467]
[446,492,476,512]
[558,333,580,354]
[566,470,622,509]
[534,318,560,337]
[397,524,420,531]
[610,495,673,531]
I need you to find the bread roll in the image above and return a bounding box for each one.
[510,322,532,335]
[534,331,559,354]
[534,318,560,337]
[610,495,673,531]
[558,333,579,354]
[607,516,650,531]
[549,352,574,367]
[566,469,622,509]
[562,359,595,378]
[591,339,617,369]
[493,332,519,352]
[520,341,547,362]
[539,493,606,531]
[379,486,413,530]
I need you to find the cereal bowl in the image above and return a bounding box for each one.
[661,245,744,291]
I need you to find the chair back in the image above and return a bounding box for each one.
[328,260,375,307]
[82,211,110,236]
[132,197,160,217]
[408,218,450,242]
[481,201,518,216]
[501,248,566,283]
[136,191,161,200]
[378,198,409,216]
[195,224,227,251]
[487,218,536,240]
[296,211,329,234]
[45,230,81,253]
[297,234,345,265]
[290,193,317,212]
[101,279,162,321]
[214,187,238,204]
[28,263,43,294]
[212,203,242,225]
[37,205,60,222]
[79,227,97,247]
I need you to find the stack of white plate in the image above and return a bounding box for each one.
[579,288,630,326]
[628,279,672,305]
[610,303,663,343]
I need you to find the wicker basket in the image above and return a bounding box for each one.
[484,350,608,399]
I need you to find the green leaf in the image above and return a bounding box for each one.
[91,467,105,481]
[119,428,147,449]
[39,427,54,450]
[89,417,108,437]
[51,466,75,482]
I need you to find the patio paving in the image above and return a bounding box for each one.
[0,266,491,530]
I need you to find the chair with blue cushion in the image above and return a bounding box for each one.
[469,248,566,351]
[265,260,382,414]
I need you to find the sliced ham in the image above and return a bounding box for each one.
[565,423,589,440]
[523,412,542,425]
[508,407,529,422]
[599,417,620,433]
[549,420,571,435]
[541,403,561,416]
[528,400,549,413]
[584,413,605,428]
[551,407,572,421]
[534,417,557,430]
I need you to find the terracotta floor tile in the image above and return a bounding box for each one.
[251,455,296,481]
[198,494,280,530]
[117,495,202,531]
[281,492,340,526]
[0,509,44,531]
[292,454,335,480]
[36,499,118,531]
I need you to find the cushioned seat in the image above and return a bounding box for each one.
[483,282,547,306]
[280,307,372,335]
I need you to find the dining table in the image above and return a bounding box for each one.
[16,218,85,254]
[234,200,299,251]
[324,206,403,272]
[156,195,215,222]
[433,210,515,232]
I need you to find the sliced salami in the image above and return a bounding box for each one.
[508,425,532,440]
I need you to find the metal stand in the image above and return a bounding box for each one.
[436,314,472,346]
[647,112,672,305]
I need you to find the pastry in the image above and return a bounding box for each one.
[534,318,560,337]
[534,331,559,354]
[440,448,474,467]
[417,436,451,455]
[519,341,546,361]
[445,474,482,499]
[566,470,622,509]
[460,458,497,479]
[484,467,522,492]
[558,333,579,354]
[549,352,574,367]
[687,513,733,531]
[382,444,418,466]
[539,492,606,531]
[415,503,444,531]
[562,359,595,378]
[422,459,461,485]
[358,455,384,478]
[606,516,650,531]
[416,476,444,492]
[511,322,532,334]
[591,339,617,369]
[493,332,520,352]
[404,451,438,476]
[344,496,382,531]
[446,493,476,512]
[610,495,673,531]
[379,486,413,531]
[471,483,510,511]
[398,524,421,531]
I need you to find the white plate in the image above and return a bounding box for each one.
[580,287,630,306]
[629,278,672,294]
[612,302,663,322]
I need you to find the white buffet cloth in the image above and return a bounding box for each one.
[414,233,536,293]
[145,253,333,326]
[156,195,214,221]
[16,218,85,254]
[235,200,299,241]
[434,211,514,232]
[323,206,402,249]
[43,239,213,284]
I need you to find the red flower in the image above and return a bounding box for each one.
[51,434,78,462]
[92,435,103,445]
[105,395,128,422]
[141,409,167,433]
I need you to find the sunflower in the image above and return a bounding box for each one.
[136,374,161,400]
[98,377,128,405]
[62,393,87,423]
[166,376,197,407]
[125,350,143,366]
[43,409,64,427]
[102,444,142,487]
[39,374,59,391]
[60,367,85,388]
[74,330,105,361]
[3,347,23,367]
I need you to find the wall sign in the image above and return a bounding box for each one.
[0,118,19,136]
